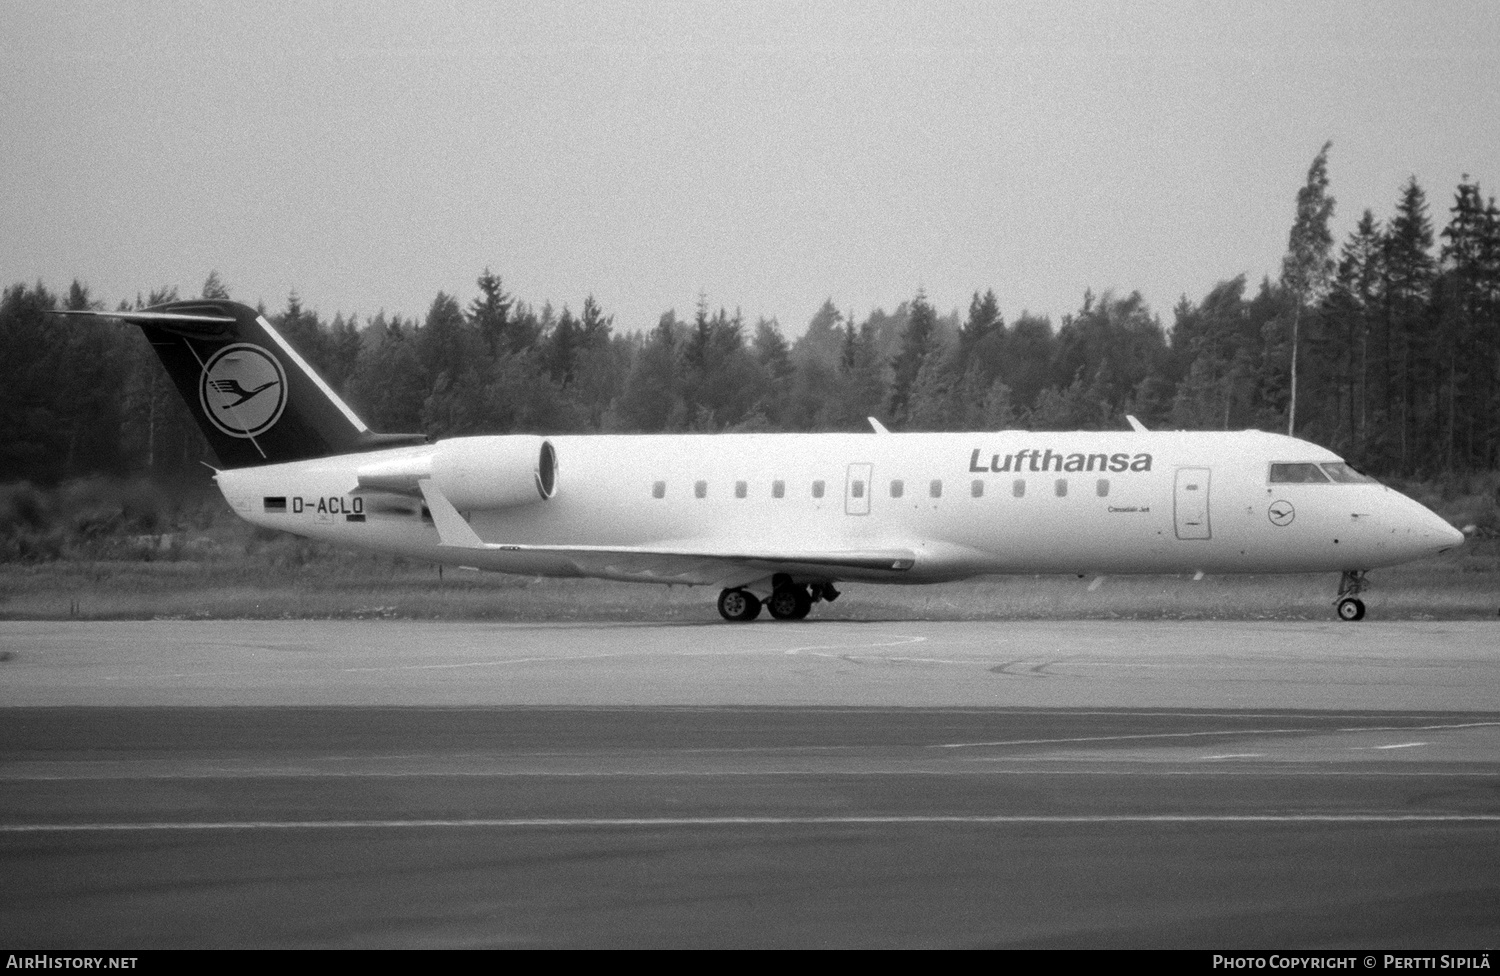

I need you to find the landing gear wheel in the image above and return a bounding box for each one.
[1335,570,1369,621]
[717,588,762,622]
[767,585,813,620]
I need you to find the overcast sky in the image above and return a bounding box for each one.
[4,1,1498,334]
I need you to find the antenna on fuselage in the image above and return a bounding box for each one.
[1125,415,1148,432]
[868,417,890,434]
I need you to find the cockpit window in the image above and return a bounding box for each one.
[1269,462,1331,484]
[1320,462,1378,484]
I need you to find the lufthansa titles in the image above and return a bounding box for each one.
[969,448,1153,474]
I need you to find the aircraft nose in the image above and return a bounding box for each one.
[1411,500,1464,553]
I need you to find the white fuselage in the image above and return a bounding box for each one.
[214,429,1463,587]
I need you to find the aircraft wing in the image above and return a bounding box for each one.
[417,478,915,586]
[474,542,915,587]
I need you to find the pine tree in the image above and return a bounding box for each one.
[794,299,844,366]
[959,289,1003,358]
[201,271,230,300]
[1169,277,1248,429]
[617,312,684,431]
[1438,177,1486,469]
[347,314,425,433]
[579,295,612,347]
[547,306,581,387]
[568,296,621,430]
[999,313,1055,415]
[469,268,513,355]
[324,313,362,393]
[904,354,957,431]
[1051,291,1168,428]
[1320,212,1384,459]
[1382,177,1436,471]
[888,289,938,424]
[1480,196,1500,467]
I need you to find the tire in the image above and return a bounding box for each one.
[1336,597,1366,622]
[717,588,761,622]
[767,585,812,620]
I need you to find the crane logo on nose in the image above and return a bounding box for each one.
[1268,500,1295,526]
[199,343,287,438]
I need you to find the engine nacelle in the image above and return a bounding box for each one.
[432,436,557,509]
[356,435,557,509]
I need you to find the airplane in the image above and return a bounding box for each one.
[60,299,1465,622]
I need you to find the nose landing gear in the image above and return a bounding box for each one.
[1335,570,1367,621]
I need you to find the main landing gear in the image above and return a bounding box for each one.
[716,587,761,622]
[717,575,840,622]
[766,585,812,620]
[1335,569,1368,622]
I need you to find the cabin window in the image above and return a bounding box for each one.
[930,480,942,498]
[1013,479,1025,498]
[890,479,904,498]
[263,497,287,513]
[851,480,865,499]
[1269,462,1331,484]
[971,480,984,498]
[772,480,785,498]
[1096,478,1110,498]
[652,481,665,499]
[1055,479,1068,497]
[735,480,747,499]
[695,480,707,499]
[812,480,825,499]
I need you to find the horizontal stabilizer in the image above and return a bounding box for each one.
[52,307,236,337]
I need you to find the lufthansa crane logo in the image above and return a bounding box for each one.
[1268,499,1296,526]
[198,343,287,438]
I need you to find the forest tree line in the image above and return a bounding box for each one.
[3,160,1499,487]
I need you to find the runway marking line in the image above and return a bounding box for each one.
[341,652,624,673]
[936,720,1500,749]
[4,769,1500,781]
[5,814,1500,833]
[783,635,927,657]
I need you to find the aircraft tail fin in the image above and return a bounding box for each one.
[58,300,426,468]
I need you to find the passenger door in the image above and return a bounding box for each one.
[1174,467,1211,540]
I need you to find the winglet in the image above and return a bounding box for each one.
[418,479,485,549]
[868,417,890,435]
[1126,415,1148,432]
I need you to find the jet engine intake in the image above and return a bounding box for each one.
[356,436,557,509]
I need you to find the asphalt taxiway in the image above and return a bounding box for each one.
[2,620,1498,947]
